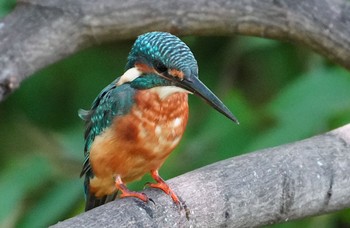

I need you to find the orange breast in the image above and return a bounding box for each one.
[89,89,189,197]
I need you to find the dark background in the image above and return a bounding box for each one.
[1,1,350,227]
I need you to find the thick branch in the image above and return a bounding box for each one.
[52,124,350,227]
[1,0,350,100]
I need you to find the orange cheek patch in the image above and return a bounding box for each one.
[135,63,155,73]
[168,69,184,79]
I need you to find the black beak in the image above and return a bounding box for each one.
[176,76,239,124]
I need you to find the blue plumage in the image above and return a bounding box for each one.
[126,32,198,77]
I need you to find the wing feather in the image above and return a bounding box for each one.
[79,77,135,177]
[79,78,136,211]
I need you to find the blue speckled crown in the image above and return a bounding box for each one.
[126,32,198,77]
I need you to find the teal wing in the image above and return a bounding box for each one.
[79,78,136,211]
[79,77,136,177]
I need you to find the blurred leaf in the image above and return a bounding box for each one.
[18,179,83,228]
[0,0,15,18]
[232,36,310,104]
[235,36,281,53]
[53,127,85,162]
[338,208,350,224]
[0,155,51,226]
[248,67,350,151]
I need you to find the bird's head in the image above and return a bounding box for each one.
[118,31,238,123]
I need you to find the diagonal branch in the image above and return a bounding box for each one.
[52,124,350,227]
[1,0,350,101]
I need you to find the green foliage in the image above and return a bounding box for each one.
[248,67,350,151]
[17,179,83,228]
[0,156,51,226]
[0,0,15,18]
[1,2,350,227]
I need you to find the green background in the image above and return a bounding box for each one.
[1,1,349,227]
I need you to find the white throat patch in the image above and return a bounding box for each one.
[116,68,192,99]
[116,67,142,86]
[151,86,192,99]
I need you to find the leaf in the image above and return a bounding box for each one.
[18,179,83,228]
[0,156,51,226]
[247,67,350,151]
[0,0,16,18]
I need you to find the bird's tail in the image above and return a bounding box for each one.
[85,192,118,211]
[84,176,118,211]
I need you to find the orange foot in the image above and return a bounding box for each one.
[115,176,151,202]
[147,170,180,205]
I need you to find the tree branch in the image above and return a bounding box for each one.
[1,0,350,100]
[51,124,350,227]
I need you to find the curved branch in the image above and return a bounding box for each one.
[52,124,350,227]
[1,0,350,100]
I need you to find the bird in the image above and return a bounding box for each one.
[79,31,238,211]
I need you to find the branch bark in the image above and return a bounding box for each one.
[1,0,350,101]
[51,124,350,227]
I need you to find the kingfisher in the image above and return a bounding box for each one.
[79,31,238,211]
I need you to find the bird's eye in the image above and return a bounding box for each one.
[154,61,168,73]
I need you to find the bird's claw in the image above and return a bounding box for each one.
[177,196,190,220]
[148,197,155,205]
